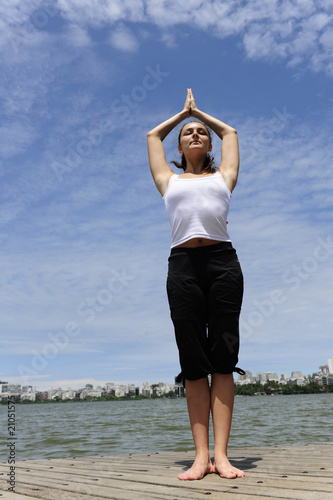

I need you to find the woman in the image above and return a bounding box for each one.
[147,89,245,481]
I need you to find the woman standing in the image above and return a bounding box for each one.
[147,89,245,481]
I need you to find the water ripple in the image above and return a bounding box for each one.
[0,394,332,461]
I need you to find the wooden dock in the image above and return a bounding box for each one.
[0,442,332,499]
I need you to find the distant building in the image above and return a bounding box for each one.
[238,370,252,381]
[36,391,48,400]
[114,385,127,397]
[105,382,115,390]
[61,390,76,400]
[21,386,36,401]
[8,384,21,394]
[128,384,136,393]
[151,382,170,396]
[174,384,185,397]
[256,372,268,382]
[48,389,63,400]
[291,371,303,380]
[80,386,102,398]
[317,373,333,386]
[318,375,328,386]
[138,381,152,397]
[0,383,9,394]
[22,385,33,392]
[0,383,22,401]
[328,356,333,374]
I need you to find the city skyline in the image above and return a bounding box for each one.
[2,356,332,392]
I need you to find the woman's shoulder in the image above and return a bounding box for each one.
[215,168,233,195]
[161,171,177,198]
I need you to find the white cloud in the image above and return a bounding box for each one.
[54,0,333,76]
[0,118,38,159]
[159,31,177,49]
[57,0,145,26]
[320,26,333,48]
[109,24,139,52]
[2,1,333,74]
[63,23,91,47]
[0,0,41,28]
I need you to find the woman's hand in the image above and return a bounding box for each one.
[183,88,198,116]
[188,88,198,115]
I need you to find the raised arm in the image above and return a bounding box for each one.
[147,93,191,196]
[188,90,240,192]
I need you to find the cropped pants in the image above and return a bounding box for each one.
[166,242,244,384]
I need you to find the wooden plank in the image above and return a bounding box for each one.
[0,444,332,500]
[1,464,332,500]
[1,475,325,500]
[2,461,332,486]
[23,465,333,494]
[0,493,39,500]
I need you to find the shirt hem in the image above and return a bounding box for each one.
[170,235,231,249]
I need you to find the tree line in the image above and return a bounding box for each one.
[234,380,333,396]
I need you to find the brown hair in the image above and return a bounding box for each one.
[170,121,216,173]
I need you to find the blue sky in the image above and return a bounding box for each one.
[1,0,333,390]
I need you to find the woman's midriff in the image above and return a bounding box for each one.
[173,238,222,248]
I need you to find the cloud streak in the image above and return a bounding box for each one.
[52,1,333,75]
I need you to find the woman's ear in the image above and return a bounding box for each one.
[178,144,183,154]
[208,143,212,152]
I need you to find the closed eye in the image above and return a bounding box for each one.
[184,128,207,135]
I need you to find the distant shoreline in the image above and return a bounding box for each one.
[1,381,332,404]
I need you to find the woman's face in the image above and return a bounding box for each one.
[178,122,212,156]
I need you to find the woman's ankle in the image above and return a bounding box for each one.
[214,449,228,461]
[194,449,212,463]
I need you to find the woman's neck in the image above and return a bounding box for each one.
[184,158,205,175]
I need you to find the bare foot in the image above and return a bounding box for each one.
[178,457,215,480]
[214,456,245,479]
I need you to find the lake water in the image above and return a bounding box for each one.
[1,393,332,462]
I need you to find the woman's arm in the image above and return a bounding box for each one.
[189,90,240,192]
[147,93,191,196]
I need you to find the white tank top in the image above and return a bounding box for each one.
[163,171,232,248]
